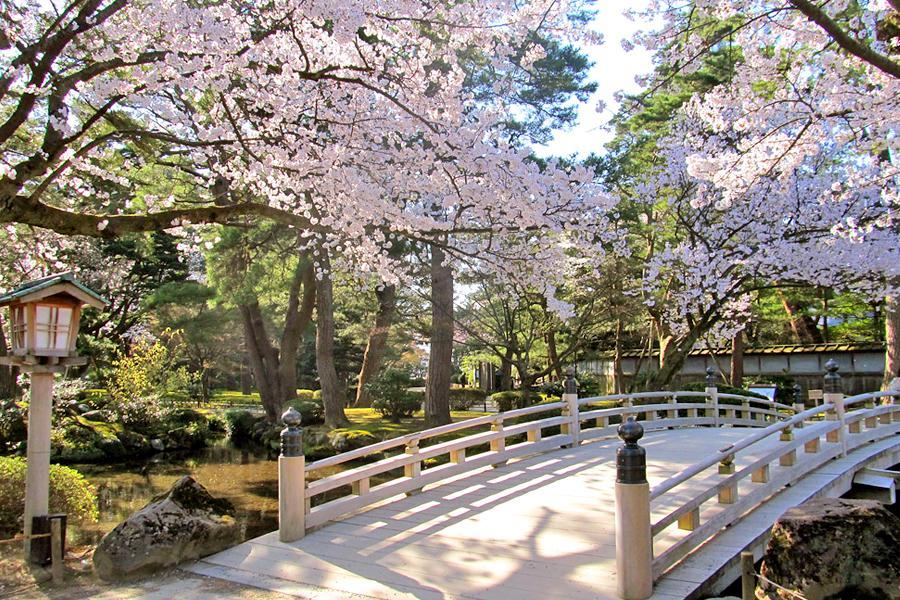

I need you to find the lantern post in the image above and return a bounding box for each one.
[0,273,106,561]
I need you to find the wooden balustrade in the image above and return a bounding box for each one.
[644,389,899,583]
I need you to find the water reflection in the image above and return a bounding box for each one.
[71,441,280,545]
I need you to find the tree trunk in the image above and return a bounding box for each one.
[777,289,824,343]
[239,302,283,421]
[885,290,899,389]
[240,351,252,396]
[425,245,453,427]
[355,284,397,407]
[730,330,744,388]
[0,316,17,398]
[546,331,564,381]
[647,329,702,389]
[316,255,350,429]
[613,318,624,394]
[278,262,316,405]
[499,348,514,391]
[238,261,315,422]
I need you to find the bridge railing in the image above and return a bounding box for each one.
[613,359,900,600]
[276,368,799,542]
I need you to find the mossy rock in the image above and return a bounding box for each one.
[327,429,378,453]
[52,416,126,461]
[304,444,336,461]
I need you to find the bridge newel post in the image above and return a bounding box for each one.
[278,406,306,543]
[823,359,847,457]
[792,384,805,428]
[705,367,719,427]
[614,417,652,600]
[561,368,580,448]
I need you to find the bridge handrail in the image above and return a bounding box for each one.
[646,398,899,580]
[307,400,566,474]
[843,390,898,408]
[650,402,832,500]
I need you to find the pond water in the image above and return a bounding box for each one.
[70,440,283,546]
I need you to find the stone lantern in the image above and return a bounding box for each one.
[0,273,106,560]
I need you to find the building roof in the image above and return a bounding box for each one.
[0,272,108,308]
[588,342,885,360]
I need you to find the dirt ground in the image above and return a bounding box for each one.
[0,545,296,600]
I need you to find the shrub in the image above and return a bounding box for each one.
[449,387,487,411]
[206,413,227,433]
[368,369,420,422]
[224,409,258,442]
[0,457,98,534]
[680,382,768,404]
[490,390,530,412]
[296,389,317,401]
[327,429,378,452]
[292,399,324,425]
[106,333,197,430]
[539,380,564,398]
[0,399,26,452]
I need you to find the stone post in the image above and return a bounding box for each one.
[278,407,305,542]
[23,372,53,560]
[705,367,719,427]
[561,368,580,447]
[792,384,805,428]
[823,359,846,457]
[615,417,652,600]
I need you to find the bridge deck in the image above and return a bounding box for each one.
[186,425,892,599]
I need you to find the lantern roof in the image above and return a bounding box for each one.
[0,272,107,309]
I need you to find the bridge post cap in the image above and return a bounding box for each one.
[705,366,716,386]
[793,383,803,402]
[280,407,304,457]
[823,359,842,394]
[564,368,577,394]
[282,406,302,427]
[617,416,644,445]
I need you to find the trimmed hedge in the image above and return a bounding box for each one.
[0,456,98,534]
[449,387,487,410]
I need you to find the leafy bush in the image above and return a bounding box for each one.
[106,333,197,430]
[368,369,420,422]
[207,413,227,433]
[296,389,317,401]
[449,387,487,411]
[292,399,324,425]
[490,390,529,412]
[327,429,378,452]
[576,372,604,397]
[539,380,564,398]
[0,456,98,534]
[0,399,26,452]
[224,409,259,442]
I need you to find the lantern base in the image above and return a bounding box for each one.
[0,354,87,373]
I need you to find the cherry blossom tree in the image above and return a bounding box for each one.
[613,0,900,386]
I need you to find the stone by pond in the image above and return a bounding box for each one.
[70,441,282,547]
[93,476,240,580]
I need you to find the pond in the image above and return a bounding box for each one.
[70,440,283,546]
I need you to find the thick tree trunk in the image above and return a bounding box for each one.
[425,245,453,427]
[0,317,17,398]
[885,290,899,389]
[355,285,397,407]
[546,331,564,381]
[238,261,315,422]
[730,330,744,388]
[316,256,349,429]
[647,329,703,389]
[777,289,824,343]
[499,348,514,391]
[240,302,283,421]
[278,262,316,404]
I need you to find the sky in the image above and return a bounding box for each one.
[534,0,655,160]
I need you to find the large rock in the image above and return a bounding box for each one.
[92,476,239,580]
[759,498,900,599]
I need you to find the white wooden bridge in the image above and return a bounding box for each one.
[188,368,900,600]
